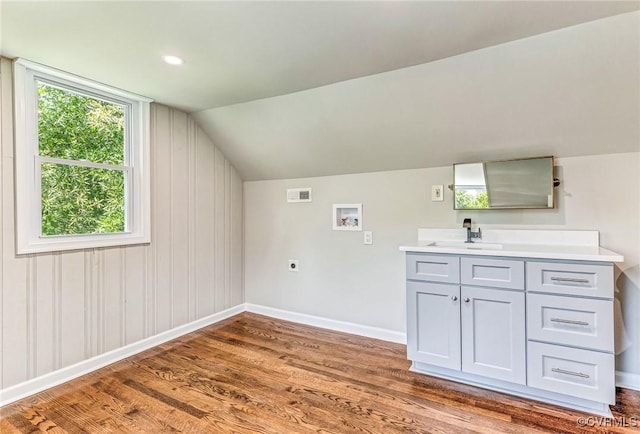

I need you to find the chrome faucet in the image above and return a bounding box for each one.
[463,218,482,243]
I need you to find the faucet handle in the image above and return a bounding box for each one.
[463,218,472,228]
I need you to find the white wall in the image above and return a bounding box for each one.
[0,58,244,390]
[244,153,640,378]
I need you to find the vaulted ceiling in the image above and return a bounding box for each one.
[2,1,639,180]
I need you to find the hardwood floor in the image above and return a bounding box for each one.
[1,313,638,433]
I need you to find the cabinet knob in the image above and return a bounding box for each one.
[451,295,458,301]
[464,297,470,303]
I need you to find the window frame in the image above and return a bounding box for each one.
[13,58,152,254]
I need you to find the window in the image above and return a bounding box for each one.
[13,59,152,254]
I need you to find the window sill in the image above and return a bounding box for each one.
[16,233,151,255]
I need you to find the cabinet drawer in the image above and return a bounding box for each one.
[527,342,615,404]
[406,253,459,283]
[527,294,613,352]
[526,261,613,298]
[461,257,524,290]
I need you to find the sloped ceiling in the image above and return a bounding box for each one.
[195,11,640,180]
[2,2,639,180]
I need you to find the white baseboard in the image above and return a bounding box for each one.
[616,371,640,391]
[0,304,244,407]
[245,303,407,345]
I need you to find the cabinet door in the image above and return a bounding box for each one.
[461,286,526,384]
[407,281,461,370]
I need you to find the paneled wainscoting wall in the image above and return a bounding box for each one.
[0,57,243,391]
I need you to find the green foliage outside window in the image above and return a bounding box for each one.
[38,83,126,236]
[455,190,489,209]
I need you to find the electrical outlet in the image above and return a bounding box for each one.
[364,231,373,245]
[288,259,299,272]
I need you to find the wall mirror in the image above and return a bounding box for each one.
[453,156,555,210]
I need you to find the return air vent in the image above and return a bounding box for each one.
[287,188,312,203]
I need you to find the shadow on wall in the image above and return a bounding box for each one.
[615,265,639,374]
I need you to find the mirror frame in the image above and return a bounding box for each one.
[452,156,555,210]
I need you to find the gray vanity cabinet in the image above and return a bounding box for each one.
[406,253,526,384]
[404,250,617,416]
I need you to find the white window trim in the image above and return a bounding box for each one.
[13,58,152,254]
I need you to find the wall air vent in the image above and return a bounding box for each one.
[287,188,312,203]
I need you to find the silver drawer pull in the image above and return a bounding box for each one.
[550,318,589,326]
[550,276,590,284]
[551,367,590,379]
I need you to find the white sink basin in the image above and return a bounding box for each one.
[427,241,504,250]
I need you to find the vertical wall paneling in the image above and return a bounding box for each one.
[188,119,197,322]
[195,121,215,317]
[91,250,100,357]
[212,147,218,313]
[170,110,189,327]
[120,249,126,345]
[152,105,173,334]
[87,249,99,358]
[124,246,145,345]
[59,252,86,367]
[1,57,29,386]
[225,160,232,309]
[0,59,4,389]
[97,250,105,355]
[83,251,91,359]
[147,106,157,337]
[214,148,226,311]
[53,254,62,370]
[26,256,36,379]
[232,168,244,307]
[169,108,175,329]
[143,245,149,338]
[1,57,243,391]
[35,254,54,376]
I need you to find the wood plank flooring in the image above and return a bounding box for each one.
[1,312,638,433]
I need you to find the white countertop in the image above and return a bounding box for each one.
[399,229,624,262]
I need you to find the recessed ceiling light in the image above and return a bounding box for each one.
[163,55,184,65]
